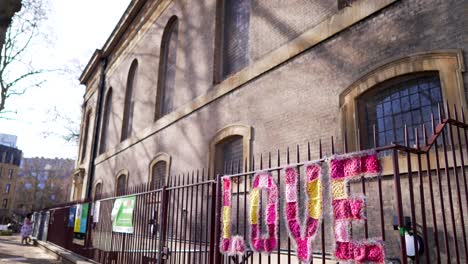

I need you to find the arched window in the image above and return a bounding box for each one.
[80,110,92,163]
[209,125,252,178]
[358,72,443,149]
[215,0,251,81]
[156,16,179,119]
[151,161,167,190]
[116,173,127,196]
[99,88,113,154]
[149,153,171,190]
[121,60,138,141]
[215,135,244,175]
[94,182,102,200]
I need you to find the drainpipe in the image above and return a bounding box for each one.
[86,56,108,199]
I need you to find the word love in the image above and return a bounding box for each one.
[220,151,385,264]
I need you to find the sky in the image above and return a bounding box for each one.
[0,0,131,159]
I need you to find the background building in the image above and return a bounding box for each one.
[15,157,75,214]
[0,133,17,148]
[0,143,22,224]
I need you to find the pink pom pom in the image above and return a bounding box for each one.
[344,157,361,177]
[362,154,380,175]
[231,236,245,254]
[288,219,301,239]
[285,167,297,184]
[286,202,297,220]
[306,217,319,237]
[350,198,365,220]
[306,164,320,181]
[253,238,264,251]
[335,241,353,260]
[220,238,230,252]
[266,205,276,224]
[334,220,349,242]
[366,244,385,262]
[296,238,311,261]
[264,237,277,252]
[333,199,351,220]
[331,159,345,179]
[353,243,367,261]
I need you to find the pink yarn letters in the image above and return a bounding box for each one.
[219,150,385,263]
[249,172,279,253]
[284,163,323,262]
[330,151,385,263]
[220,177,246,256]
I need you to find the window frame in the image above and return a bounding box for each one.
[99,87,113,154]
[209,124,252,178]
[94,181,103,200]
[213,0,251,83]
[121,60,138,142]
[340,50,466,153]
[80,109,92,164]
[155,16,179,120]
[148,153,171,190]
[115,169,129,196]
[357,72,443,148]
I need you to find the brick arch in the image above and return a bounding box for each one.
[209,124,252,178]
[148,152,171,188]
[340,50,466,151]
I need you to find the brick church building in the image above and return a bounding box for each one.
[70,0,467,262]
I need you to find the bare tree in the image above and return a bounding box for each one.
[41,106,81,143]
[0,0,48,116]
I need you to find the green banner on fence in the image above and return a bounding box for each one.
[111,196,136,233]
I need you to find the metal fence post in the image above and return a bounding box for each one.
[157,185,170,263]
[392,149,407,264]
[210,175,221,264]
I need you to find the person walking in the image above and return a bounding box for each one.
[20,213,33,245]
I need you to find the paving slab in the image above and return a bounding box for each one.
[0,235,60,263]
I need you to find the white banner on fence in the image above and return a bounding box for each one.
[93,201,100,223]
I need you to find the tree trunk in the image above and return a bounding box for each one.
[0,0,22,52]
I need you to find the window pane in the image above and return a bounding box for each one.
[359,73,442,148]
[160,18,179,116]
[215,136,243,175]
[95,183,102,199]
[221,0,251,78]
[117,175,126,196]
[152,161,167,190]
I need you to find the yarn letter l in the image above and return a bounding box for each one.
[220,177,246,256]
[250,172,279,253]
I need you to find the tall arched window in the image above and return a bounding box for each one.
[155,16,179,119]
[99,88,113,154]
[116,174,127,196]
[121,60,138,141]
[80,110,92,163]
[215,0,251,81]
[358,72,443,148]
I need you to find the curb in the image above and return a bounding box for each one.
[35,240,99,264]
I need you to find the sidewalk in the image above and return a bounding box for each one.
[0,235,60,263]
